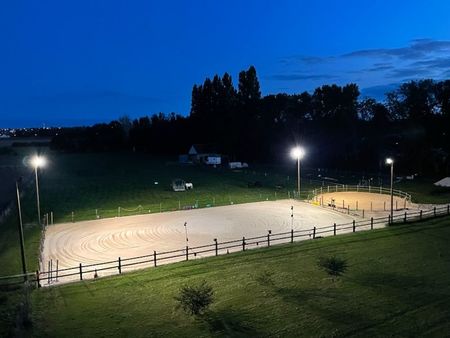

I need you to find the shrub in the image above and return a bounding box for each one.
[317,256,348,281]
[175,280,214,316]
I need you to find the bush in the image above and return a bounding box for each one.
[317,256,348,281]
[175,280,214,316]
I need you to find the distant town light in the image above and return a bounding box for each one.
[386,158,393,165]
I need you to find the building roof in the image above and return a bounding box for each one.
[188,144,220,155]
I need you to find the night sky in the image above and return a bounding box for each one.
[1,0,450,128]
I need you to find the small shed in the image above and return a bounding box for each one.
[188,144,221,165]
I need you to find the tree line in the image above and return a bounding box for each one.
[51,66,450,175]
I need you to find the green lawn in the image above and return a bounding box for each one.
[31,217,450,337]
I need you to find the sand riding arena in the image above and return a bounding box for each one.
[41,189,417,285]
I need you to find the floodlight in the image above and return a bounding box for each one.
[290,146,305,160]
[31,156,46,168]
[386,158,393,165]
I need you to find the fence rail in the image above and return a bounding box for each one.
[310,185,412,202]
[3,204,449,288]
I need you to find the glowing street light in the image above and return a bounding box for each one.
[386,158,394,223]
[31,155,46,225]
[290,146,305,199]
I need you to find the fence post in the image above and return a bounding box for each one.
[434,207,436,217]
[333,223,336,236]
[153,251,157,267]
[313,227,316,239]
[404,212,407,223]
[371,217,373,230]
[118,257,122,274]
[420,210,422,220]
[242,237,246,251]
[384,201,386,211]
[213,238,218,256]
[47,261,50,284]
[362,209,365,218]
[291,229,294,243]
[36,270,41,288]
[353,220,356,232]
[356,201,358,211]
[342,200,344,209]
[371,201,373,211]
[79,263,83,281]
[267,230,271,247]
[347,205,350,214]
[56,260,59,282]
[388,214,391,225]
[185,246,189,261]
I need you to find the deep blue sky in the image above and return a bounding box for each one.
[1,0,450,128]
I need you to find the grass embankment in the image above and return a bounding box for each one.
[32,217,450,337]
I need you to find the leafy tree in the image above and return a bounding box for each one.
[317,256,348,281]
[175,280,214,316]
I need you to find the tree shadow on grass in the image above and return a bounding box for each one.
[203,308,260,337]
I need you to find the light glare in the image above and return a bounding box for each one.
[31,156,46,168]
[386,158,393,165]
[290,146,305,160]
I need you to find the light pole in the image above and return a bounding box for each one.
[290,205,294,231]
[290,146,305,199]
[16,182,28,280]
[31,155,46,225]
[184,222,188,246]
[386,158,394,223]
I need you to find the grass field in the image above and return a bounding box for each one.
[31,217,450,337]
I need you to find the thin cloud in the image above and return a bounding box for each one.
[269,73,337,81]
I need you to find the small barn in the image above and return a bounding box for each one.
[188,144,221,165]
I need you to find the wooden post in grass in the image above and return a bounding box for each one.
[384,201,386,211]
[342,200,344,209]
[79,263,83,281]
[118,257,122,274]
[47,261,50,284]
[371,201,373,211]
[185,246,189,261]
[371,217,374,230]
[313,227,316,239]
[333,223,336,236]
[404,212,407,223]
[353,220,356,232]
[362,209,365,218]
[356,200,358,211]
[242,237,246,251]
[56,260,59,281]
[388,214,391,225]
[153,251,157,267]
[267,230,271,247]
[36,270,41,288]
[347,205,350,214]
[214,239,218,256]
[291,229,294,243]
